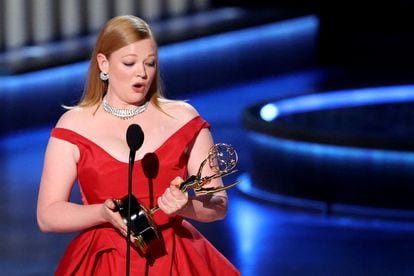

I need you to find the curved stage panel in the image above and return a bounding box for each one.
[240,85,414,220]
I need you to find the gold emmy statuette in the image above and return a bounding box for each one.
[114,143,239,253]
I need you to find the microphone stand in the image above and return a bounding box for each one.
[125,123,144,276]
[126,149,135,276]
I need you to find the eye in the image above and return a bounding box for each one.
[145,61,156,67]
[123,62,135,67]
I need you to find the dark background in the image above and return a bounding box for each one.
[214,0,414,81]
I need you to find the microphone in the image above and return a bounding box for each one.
[125,124,144,276]
[126,124,144,161]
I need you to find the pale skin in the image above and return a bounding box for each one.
[37,38,228,240]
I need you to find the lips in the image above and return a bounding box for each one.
[132,82,145,92]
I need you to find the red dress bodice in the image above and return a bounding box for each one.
[51,116,240,276]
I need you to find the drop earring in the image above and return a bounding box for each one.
[100,71,109,81]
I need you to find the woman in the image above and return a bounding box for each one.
[37,15,240,275]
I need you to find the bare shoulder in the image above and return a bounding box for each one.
[55,106,96,130]
[159,99,200,123]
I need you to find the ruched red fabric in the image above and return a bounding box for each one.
[50,116,240,276]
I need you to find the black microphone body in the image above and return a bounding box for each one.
[125,124,144,276]
[127,123,144,154]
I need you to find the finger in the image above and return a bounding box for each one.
[160,187,172,202]
[157,197,170,214]
[168,184,187,199]
[170,187,188,201]
[159,191,174,208]
[171,176,184,187]
[104,199,117,211]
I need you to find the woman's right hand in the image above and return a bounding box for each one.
[101,199,128,237]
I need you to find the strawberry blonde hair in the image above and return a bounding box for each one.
[75,15,164,109]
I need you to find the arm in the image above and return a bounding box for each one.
[157,128,228,223]
[36,136,127,234]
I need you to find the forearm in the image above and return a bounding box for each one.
[37,201,106,233]
[177,194,228,223]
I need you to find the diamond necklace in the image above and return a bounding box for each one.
[102,95,149,120]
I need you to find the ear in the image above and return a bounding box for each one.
[97,53,109,72]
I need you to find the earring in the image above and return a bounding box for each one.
[100,71,109,81]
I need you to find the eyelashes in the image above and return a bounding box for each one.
[122,62,156,67]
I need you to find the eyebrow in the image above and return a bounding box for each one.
[122,53,156,58]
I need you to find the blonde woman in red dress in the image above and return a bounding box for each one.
[37,15,240,275]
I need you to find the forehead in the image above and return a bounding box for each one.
[112,38,156,58]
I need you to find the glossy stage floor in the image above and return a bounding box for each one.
[2,69,414,276]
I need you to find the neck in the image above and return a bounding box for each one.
[102,95,149,120]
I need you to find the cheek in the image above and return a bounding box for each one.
[112,67,133,81]
[148,69,157,82]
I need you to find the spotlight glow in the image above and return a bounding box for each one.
[244,85,414,217]
[260,103,279,121]
[267,85,414,118]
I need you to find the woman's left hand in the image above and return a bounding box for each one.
[157,177,189,215]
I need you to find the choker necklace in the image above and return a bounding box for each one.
[102,95,149,120]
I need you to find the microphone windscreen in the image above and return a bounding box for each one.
[126,124,144,152]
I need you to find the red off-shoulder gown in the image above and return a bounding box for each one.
[51,116,240,275]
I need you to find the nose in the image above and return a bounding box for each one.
[136,63,147,78]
